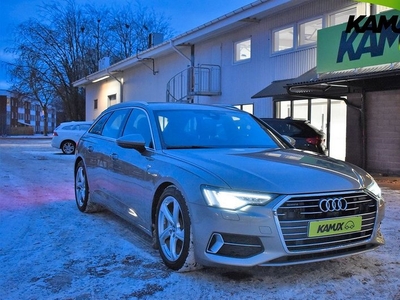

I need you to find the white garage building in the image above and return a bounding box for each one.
[74,0,400,175]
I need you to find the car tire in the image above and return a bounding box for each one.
[75,160,101,213]
[155,186,200,272]
[61,140,76,154]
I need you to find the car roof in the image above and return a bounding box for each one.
[102,101,242,113]
[60,121,93,125]
[261,118,308,123]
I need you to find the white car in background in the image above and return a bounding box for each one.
[51,121,92,154]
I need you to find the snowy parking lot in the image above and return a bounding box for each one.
[0,138,399,300]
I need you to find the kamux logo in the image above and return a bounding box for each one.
[347,0,400,33]
[336,0,400,63]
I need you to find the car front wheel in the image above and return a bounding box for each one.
[61,140,76,154]
[75,160,101,213]
[155,186,199,271]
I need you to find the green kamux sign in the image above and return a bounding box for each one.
[317,8,400,73]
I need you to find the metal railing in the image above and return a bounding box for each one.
[166,64,221,102]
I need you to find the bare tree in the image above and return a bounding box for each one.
[108,2,174,61]
[6,0,173,130]
[8,21,62,135]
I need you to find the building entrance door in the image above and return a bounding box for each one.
[275,98,346,160]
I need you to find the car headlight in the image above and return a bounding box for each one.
[202,186,278,210]
[367,179,382,199]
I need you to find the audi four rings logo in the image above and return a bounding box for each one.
[319,198,348,212]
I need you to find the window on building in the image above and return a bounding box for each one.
[376,5,391,13]
[275,101,291,118]
[329,7,356,26]
[94,99,98,110]
[108,94,117,108]
[234,104,254,114]
[299,18,322,46]
[273,26,294,52]
[234,38,251,62]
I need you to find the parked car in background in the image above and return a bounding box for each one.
[51,121,92,154]
[261,118,328,155]
[74,102,384,271]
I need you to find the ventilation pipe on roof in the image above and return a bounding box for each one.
[148,33,164,48]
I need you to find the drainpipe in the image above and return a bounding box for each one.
[107,68,124,103]
[170,40,192,64]
[370,4,377,15]
[360,91,366,170]
[170,40,195,103]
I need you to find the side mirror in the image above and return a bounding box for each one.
[116,134,146,152]
[283,135,296,147]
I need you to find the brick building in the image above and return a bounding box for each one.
[0,90,56,135]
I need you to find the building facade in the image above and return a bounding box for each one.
[0,90,56,135]
[74,0,400,175]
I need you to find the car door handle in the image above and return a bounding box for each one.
[110,153,118,160]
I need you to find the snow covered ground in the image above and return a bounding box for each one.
[0,138,399,300]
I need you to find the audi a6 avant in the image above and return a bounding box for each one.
[74,102,385,271]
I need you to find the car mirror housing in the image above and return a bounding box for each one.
[116,134,146,152]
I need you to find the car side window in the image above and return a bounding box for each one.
[102,109,130,139]
[63,125,75,130]
[123,109,153,148]
[78,124,91,131]
[89,113,111,135]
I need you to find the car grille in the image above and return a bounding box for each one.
[276,191,377,252]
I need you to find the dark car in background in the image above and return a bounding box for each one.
[261,118,327,155]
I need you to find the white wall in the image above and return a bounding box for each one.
[85,0,361,120]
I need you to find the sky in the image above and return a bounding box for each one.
[0,0,255,90]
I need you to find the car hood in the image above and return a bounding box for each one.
[164,148,373,194]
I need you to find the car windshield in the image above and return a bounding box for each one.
[155,109,281,149]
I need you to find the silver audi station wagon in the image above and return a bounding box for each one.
[74,102,385,271]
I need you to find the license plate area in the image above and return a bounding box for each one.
[308,216,362,237]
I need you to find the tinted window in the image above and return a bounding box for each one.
[282,123,302,135]
[102,109,130,139]
[89,113,111,135]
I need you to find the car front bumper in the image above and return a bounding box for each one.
[190,190,385,268]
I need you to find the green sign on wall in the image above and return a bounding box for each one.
[317,9,400,73]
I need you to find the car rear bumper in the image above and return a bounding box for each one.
[51,138,61,149]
